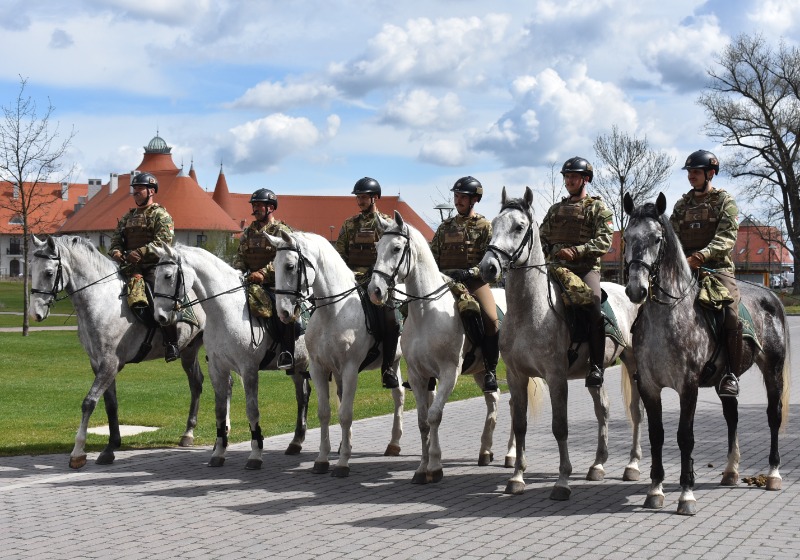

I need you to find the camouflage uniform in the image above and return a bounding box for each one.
[109,203,175,279]
[234,219,293,287]
[335,210,392,283]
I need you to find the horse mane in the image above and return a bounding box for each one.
[500,197,533,218]
[51,235,116,276]
[396,220,438,271]
[629,201,689,285]
[173,243,240,280]
[292,231,356,284]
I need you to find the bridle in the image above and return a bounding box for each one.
[370,226,412,289]
[624,220,691,305]
[151,257,186,309]
[485,205,543,273]
[30,250,66,306]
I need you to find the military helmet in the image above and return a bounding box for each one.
[250,188,278,209]
[352,177,381,199]
[560,157,593,183]
[682,150,719,174]
[131,171,159,193]
[450,176,483,201]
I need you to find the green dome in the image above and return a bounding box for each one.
[144,135,171,154]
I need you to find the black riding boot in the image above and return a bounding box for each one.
[585,308,605,388]
[162,324,179,363]
[720,321,743,398]
[278,322,296,374]
[482,333,499,393]
[381,310,400,389]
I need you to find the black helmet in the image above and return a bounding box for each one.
[450,176,483,201]
[682,150,719,173]
[352,177,381,199]
[560,157,593,183]
[131,171,159,193]
[250,188,278,209]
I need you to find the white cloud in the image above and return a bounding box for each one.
[379,90,465,130]
[747,0,800,36]
[228,80,339,111]
[88,0,212,25]
[49,29,73,49]
[418,139,467,166]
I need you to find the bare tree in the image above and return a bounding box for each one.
[531,160,561,218]
[0,77,75,335]
[592,125,674,281]
[698,33,800,293]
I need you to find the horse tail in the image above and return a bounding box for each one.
[526,377,547,421]
[780,327,791,433]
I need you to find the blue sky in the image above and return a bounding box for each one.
[1,0,798,227]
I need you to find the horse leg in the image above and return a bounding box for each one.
[641,390,665,509]
[762,348,788,491]
[383,370,405,457]
[178,335,204,447]
[719,396,740,486]
[70,366,118,469]
[331,373,357,478]
[504,374,529,495]
[311,368,332,474]
[621,359,643,481]
[95,381,121,465]
[676,388,699,515]
[286,371,311,455]
[242,371,263,470]
[586,385,609,481]
[548,378,572,500]
[425,373,456,483]
[207,365,232,468]
[411,377,432,484]
[504,395,517,468]
[476,371,498,466]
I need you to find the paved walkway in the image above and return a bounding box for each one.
[1,319,799,559]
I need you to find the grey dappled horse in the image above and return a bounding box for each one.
[29,235,206,469]
[367,211,522,483]
[267,230,406,477]
[479,187,644,500]
[151,244,313,468]
[623,192,790,515]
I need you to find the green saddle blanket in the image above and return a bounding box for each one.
[701,302,761,351]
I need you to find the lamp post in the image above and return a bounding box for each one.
[434,203,454,222]
[329,225,335,242]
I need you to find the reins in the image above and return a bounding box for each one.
[31,249,123,306]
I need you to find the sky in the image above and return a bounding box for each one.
[1,0,798,228]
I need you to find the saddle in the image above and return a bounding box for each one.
[697,301,761,385]
[253,287,308,371]
[355,285,404,372]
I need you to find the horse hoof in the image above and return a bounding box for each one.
[312,461,329,474]
[384,444,401,457]
[643,494,664,509]
[245,459,263,470]
[178,436,194,447]
[331,466,350,478]
[503,456,515,469]
[677,500,697,516]
[504,481,525,495]
[429,469,444,483]
[586,467,605,482]
[766,477,782,491]
[284,443,302,455]
[478,452,494,466]
[411,472,428,484]
[95,451,115,465]
[550,486,571,501]
[69,455,87,470]
[208,456,225,467]
[623,467,640,481]
[720,472,739,486]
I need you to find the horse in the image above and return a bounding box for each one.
[150,243,313,468]
[267,230,407,477]
[478,187,644,500]
[29,235,206,470]
[367,211,517,483]
[622,192,790,515]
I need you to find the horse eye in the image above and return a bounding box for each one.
[393,245,401,254]
[286,263,296,272]
[165,272,173,280]
[514,224,523,233]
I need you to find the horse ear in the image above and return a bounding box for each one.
[524,186,534,209]
[32,234,45,249]
[280,230,296,247]
[656,192,667,216]
[501,186,507,206]
[623,192,634,215]
[46,236,56,252]
[394,210,405,229]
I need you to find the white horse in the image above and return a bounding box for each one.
[151,244,313,469]
[367,211,520,483]
[29,235,206,469]
[267,230,406,477]
[479,187,644,500]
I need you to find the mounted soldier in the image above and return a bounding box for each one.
[430,176,499,393]
[108,171,179,362]
[234,188,297,373]
[335,177,401,389]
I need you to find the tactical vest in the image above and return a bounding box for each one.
[347,223,380,268]
[676,196,720,252]
[241,232,277,271]
[546,201,594,245]
[123,211,154,250]
[438,221,483,269]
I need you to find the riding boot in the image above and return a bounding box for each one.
[278,322,295,375]
[162,324,180,363]
[481,333,499,393]
[719,321,743,398]
[585,310,605,388]
[381,309,400,389]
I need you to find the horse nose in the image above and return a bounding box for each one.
[480,262,497,283]
[154,310,171,326]
[625,284,646,304]
[369,285,384,305]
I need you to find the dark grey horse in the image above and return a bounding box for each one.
[623,192,790,515]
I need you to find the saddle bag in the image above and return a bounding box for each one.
[247,284,274,318]
[551,266,595,307]
[126,274,149,309]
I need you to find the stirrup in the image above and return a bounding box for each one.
[165,344,180,363]
[483,371,498,393]
[382,370,399,389]
[718,373,739,398]
[277,351,294,370]
[585,366,604,388]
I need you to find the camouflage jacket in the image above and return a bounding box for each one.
[430,213,492,274]
[540,195,613,273]
[335,210,392,280]
[670,188,738,273]
[233,219,293,287]
[108,203,174,269]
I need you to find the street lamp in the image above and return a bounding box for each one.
[434,203,454,222]
[329,225,335,242]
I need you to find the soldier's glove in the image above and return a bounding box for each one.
[125,250,143,265]
[556,247,579,262]
[687,252,705,271]
[247,271,266,284]
[110,250,125,265]
[449,269,470,282]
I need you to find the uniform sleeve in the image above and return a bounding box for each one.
[429,224,444,266]
[108,213,127,254]
[575,201,613,260]
[232,229,249,273]
[669,198,684,234]
[335,220,349,263]
[139,209,174,257]
[539,204,556,252]
[700,194,739,262]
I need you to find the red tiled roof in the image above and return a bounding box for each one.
[0,181,88,235]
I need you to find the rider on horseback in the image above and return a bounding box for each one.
[670,150,741,398]
[108,171,180,362]
[234,188,297,373]
[540,157,614,388]
[335,177,401,390]
[430,176,500,393]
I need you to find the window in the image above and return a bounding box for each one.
[738,248,746,254]
[757,248,764,255]
[196,233,207,247]
[8,214,22,225]
[8,238,21,255]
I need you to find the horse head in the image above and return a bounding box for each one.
[480,186,537,283]
[29,235,63,321]
[151,244,187,326]
[268,230,316,324]
[369,210,411,306]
